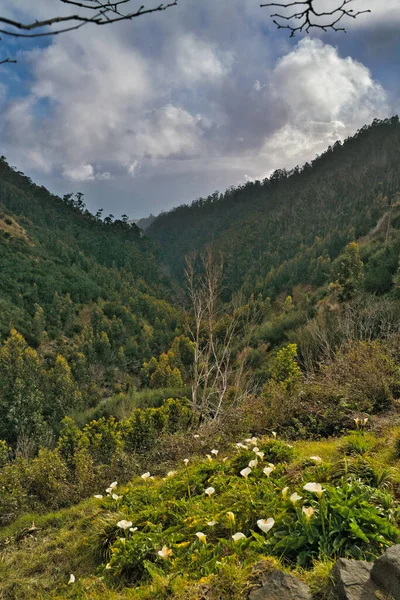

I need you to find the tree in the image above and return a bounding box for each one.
[261,0,371,36]
[0,1,178,65]
[335,241,365,301]
[0,0,373,65]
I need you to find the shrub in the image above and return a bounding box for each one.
[340,432,377,456]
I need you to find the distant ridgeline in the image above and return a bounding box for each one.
[148,116,400,297]
[0,156,183,414]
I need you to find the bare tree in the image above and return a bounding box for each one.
[185,248,254,422]
[261,0,371,36]
[0,1,177,64]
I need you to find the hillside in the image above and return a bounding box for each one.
[148,117,400,297]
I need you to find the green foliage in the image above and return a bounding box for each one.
[340,432,377,456]
[334,241,365,301]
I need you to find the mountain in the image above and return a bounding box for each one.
[148,117,400,298]
[0,156,183,411]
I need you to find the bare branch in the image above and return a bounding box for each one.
[0,57,17,65]
[0,1,177,39]
[261,0,371,36]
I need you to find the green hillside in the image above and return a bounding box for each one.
[148,117,400,296]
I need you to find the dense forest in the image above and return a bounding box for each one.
[3,116,400,599]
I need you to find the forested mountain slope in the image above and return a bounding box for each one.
[0,157,183,438]
[148,117,400,297]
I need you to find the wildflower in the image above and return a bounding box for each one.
[68,574,75,584]
[309,456,322,463]
[302,506,315,521]
[184,458,189,465]
[236,443,248,449]
[271,431,277,439]
[226,511,235,523]
[245,438,253,444]
[249,459,258,469]
[106,487,112,494]
[252,447,260,453]
[117,520,132,530]
[94,494,103,499]
[363,417,368,426]
[129,527,138,533]
[256,451,265,460]
[257,518,275,534]
[167,471,176,477]
[211,449,219,456]
[112,494,119,500]
[110,481,118,489]
[206,454,212,461]
[158,545,173,560]
[141,472,151,480]
[263,466,275,477]
[251,437,258,445]
[232,532,246,542]
[207,520,217,526]
[196,532,207,544]
[281,486,289,499]
[290,492,302,504]
[354,417,360,427]
[205,486,215,497]
[240,467,251,479]
[303,482,325,497]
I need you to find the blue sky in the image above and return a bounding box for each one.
[0,0,399,219]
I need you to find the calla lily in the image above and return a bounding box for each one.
[256,451,265,460]
[232,532,246,542]
[252,447,260,453]
[129,527,138,533]
[309,456,322,463]
[206,454,212,461]
[281,486,289,499]
[112,493,119,500]
[205,486,215,497]
[363,418,368,425]
[236,443,248,449]
[94,494,103,499]
[211,449,219,456]
[167,471,176,477]
[257,518,275,534]
[263,466,274,477]
[117,520,132,530]
[249,459,258,469]
[302,506,315,521]
[271,431,277,438]
[68,574,75,584]
[207,520,217,526]
[194,434,200,438]
[240,467,252,479]
[106,563,112,570]
[303,482,325,496]
[106,487,112,494]
[251,437,258,445]
[226,511,235,522]
[245,438,253,444]
[158,545,173,560]
[290,492,302,504]
[184,458,189,465]
[141,472,150,480]
[110,481,118,489]
[354,417,360,426]
[196,532,207,544]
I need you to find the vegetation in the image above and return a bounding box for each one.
[1,116,400,597]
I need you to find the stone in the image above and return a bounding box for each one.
[371,544,400,598]
[248,569,311,600]
[330,558,380,600]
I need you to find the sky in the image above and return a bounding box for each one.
[0,0,399,219]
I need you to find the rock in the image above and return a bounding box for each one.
[249,569,311,600]
[371,544,400,598]
[330,558,380,600]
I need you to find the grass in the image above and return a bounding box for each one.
[2,427,400,600]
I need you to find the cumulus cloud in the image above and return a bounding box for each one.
[0,0,397,216]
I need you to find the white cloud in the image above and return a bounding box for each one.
[62,163,112,182]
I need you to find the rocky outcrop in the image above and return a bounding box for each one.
[249,569,311,600]
[330,558,380,600]
[371,544,400,598]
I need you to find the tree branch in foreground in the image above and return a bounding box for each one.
[261,0,371,36]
